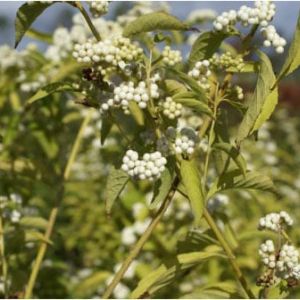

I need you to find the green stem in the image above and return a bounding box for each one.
[281,230,293,244]
[203,85,219,183]
[203,209,255,299]
[24,110,92,299]
[102,177,179,299]
[74,1,101,42]
[0,215,8,298]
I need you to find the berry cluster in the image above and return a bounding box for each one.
[188,60,211,91]
[121,150,167,181]
[213,10,237,31]
[214,1,275,31]
[173,127,200,155]
[210,52,245,72]
[161,97,182,119]
[261,25,287,54]
[101,80,159,113]
[88,1,109,18]
[277,244,299,275]
[259,240,276,269]
[213,1,286,53]
[258,211,293,233]
[162,46,182,66]
[73,37,143,67]
[237,1,275,27]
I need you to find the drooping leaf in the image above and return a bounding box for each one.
[131,247,224,299]
[100,118,113,145]
[277,11,300,79]
[73,271,111,298]
[105,166,129,214]
[252,87,278,132]
[164,79,187,95]
[26,82,74,105]
[189,31,233,66]
[123,12,189,37]
[182,281,244,299]
[237,50,277,143]
[25,231,52,245]
[177,229,220,254]
[173,98,213,117]
[128,101,145,126]
[180,159,205,225]
[207,169,277,199]
[19,217,48,230]
[25,28,53,44]
[168,68,208,101]
[150,164,175,209]
[15,2,55,48]
[212,143,247,176]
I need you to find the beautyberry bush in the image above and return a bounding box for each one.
[0,1,300,298]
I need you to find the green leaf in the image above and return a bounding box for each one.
[177,229,220,254]
[173,98,213,117]
[19,217,48,230]
[150,165,175,209]
[25,231,52,245]
[189,31,232,66]
[208,169,277,198]
[182,281,243,299]
[164,79,187,95]
[25,28,53,44]
[128,101,145,126]
[180,159,205,226]
[252,87,278,132]
[15,2,55,48]
[168,68,208,101]
[100,118,113,145]
[26,82,74,105]
[277,11,300,79]
[212,143,247,176]
[123,12,189,37]
[105,166,129,214]
[131,248,223,299]
[237,50,277,143]
[73,271,111,298]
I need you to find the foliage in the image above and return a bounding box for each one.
[0,1,300,299]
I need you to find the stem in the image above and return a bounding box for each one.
[24,207,58,299]
[203,84,219,182]
[203,209,255,299]
[102,177,179,299]
[281,230,292,244]
[74,1,101,42]
[0,215,8,298]
[24,110,92,299]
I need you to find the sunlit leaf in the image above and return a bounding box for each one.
[123,12,189,37]
[237,50,277,143]
[105,166,129,214]
[15,1,55,48]
[180,159,205,226]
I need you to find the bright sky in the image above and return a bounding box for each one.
[0,1,299,48]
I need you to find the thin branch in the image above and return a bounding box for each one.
[203,209,255,299]
[74,1,101,42]
[102,177,179,299]
[0,215,8,298]
[24,110,92,299]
